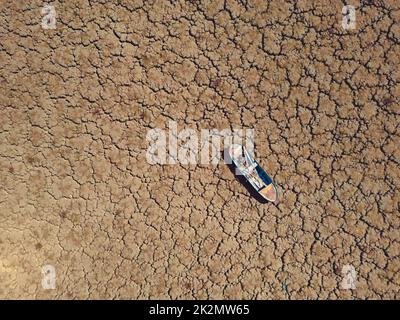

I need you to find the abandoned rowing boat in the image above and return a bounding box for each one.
[228,144,278,203]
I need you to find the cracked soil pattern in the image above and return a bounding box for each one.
[0,0,399,299]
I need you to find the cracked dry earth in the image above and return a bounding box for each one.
[0,0,399,300]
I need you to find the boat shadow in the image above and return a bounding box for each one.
[222,149,269,204]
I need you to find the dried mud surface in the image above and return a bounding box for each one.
[0,0,399,299]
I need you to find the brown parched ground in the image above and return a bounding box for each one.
[0,0,399,299]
